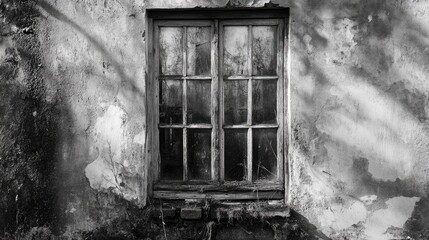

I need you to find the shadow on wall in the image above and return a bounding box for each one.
[0,0,68,235]
[36,0,144,100]
[289,0,429,238]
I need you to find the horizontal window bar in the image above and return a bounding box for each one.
[159,124,212,129]
[221,19,280,26]
[223,76,278,80]
[223,124,278,129]
[252,76,278,80]
[159,76,212,80]
[186,76,212,80]
[159,76,278,80]
[223,76,249,80]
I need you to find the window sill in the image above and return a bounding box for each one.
[153,190,284,200]
[153,182,284,200]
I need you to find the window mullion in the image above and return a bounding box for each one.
[247,25,253,182]
[219,21,225,182]
[182,26,188,181]
[211,20,219,181]
[277,21,284,183]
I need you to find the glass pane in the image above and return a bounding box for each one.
[252,80,277,124]
[159,27,183,75]
[187,80,211,124]
[160,128,183,180]
[224,129,247,181]
[188,129,211,180]
[160,80,182,124]
[187,27,211,76]
[252,26,277,76]
[224,80,248,125]
[223,26,249,76]
[252,129,277,181]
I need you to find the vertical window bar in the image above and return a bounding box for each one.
[182,26,188,181]
[219,22,225,182]
[276,21,284,182]
[211,20,219,181]
[247,25,253,182]
[154,24,161,181]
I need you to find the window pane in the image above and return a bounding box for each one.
[252,80,277,124]
[188,129,211,180]
[224,80,248,125]
[160,80,182,124]
[224,129,247,181]
[252,129,277,181]
[187,80,211,124]
[160,128,183,180]
[159,27,183,75]
[252,26,277,76]
[187,27,211,76]
[223,26,249,76]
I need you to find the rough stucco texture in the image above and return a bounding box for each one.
[1,0,429,239]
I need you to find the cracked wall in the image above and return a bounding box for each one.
[1,0,429,239]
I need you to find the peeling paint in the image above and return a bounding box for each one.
[84,105,140,201]
[359,195,377,205]
[133,131,145,146]
[364,196,420,240]
[319,201,367,232]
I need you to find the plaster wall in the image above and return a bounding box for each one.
[1,0,429,238]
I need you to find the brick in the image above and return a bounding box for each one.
[180,207,202,220]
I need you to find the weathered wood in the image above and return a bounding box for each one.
[223,76,278,80]
[159,76,212,80]
[252,76,278,80]
[284,16,291,203]
[247,24,253,182]
[182,26,188,181]
[147,8,289,20]
[147,9,290,20]
[186,76,212,80]
[218,19,280,26]
[159,124,212,129]
[150,15,289,199]
[211,20,220,181]
[219,21,225,182]
[154,182,283,192]
[223,76,250,80]
[223,124,278,129]
[146,17,156,198]
[153,190,284,200]
[153,22,161,184]
[277,18,285,183]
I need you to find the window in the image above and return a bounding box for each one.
[148,10,289,200]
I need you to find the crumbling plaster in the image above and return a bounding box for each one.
[1,0,429,238]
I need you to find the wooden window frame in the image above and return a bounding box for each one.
[146,9,290,201]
